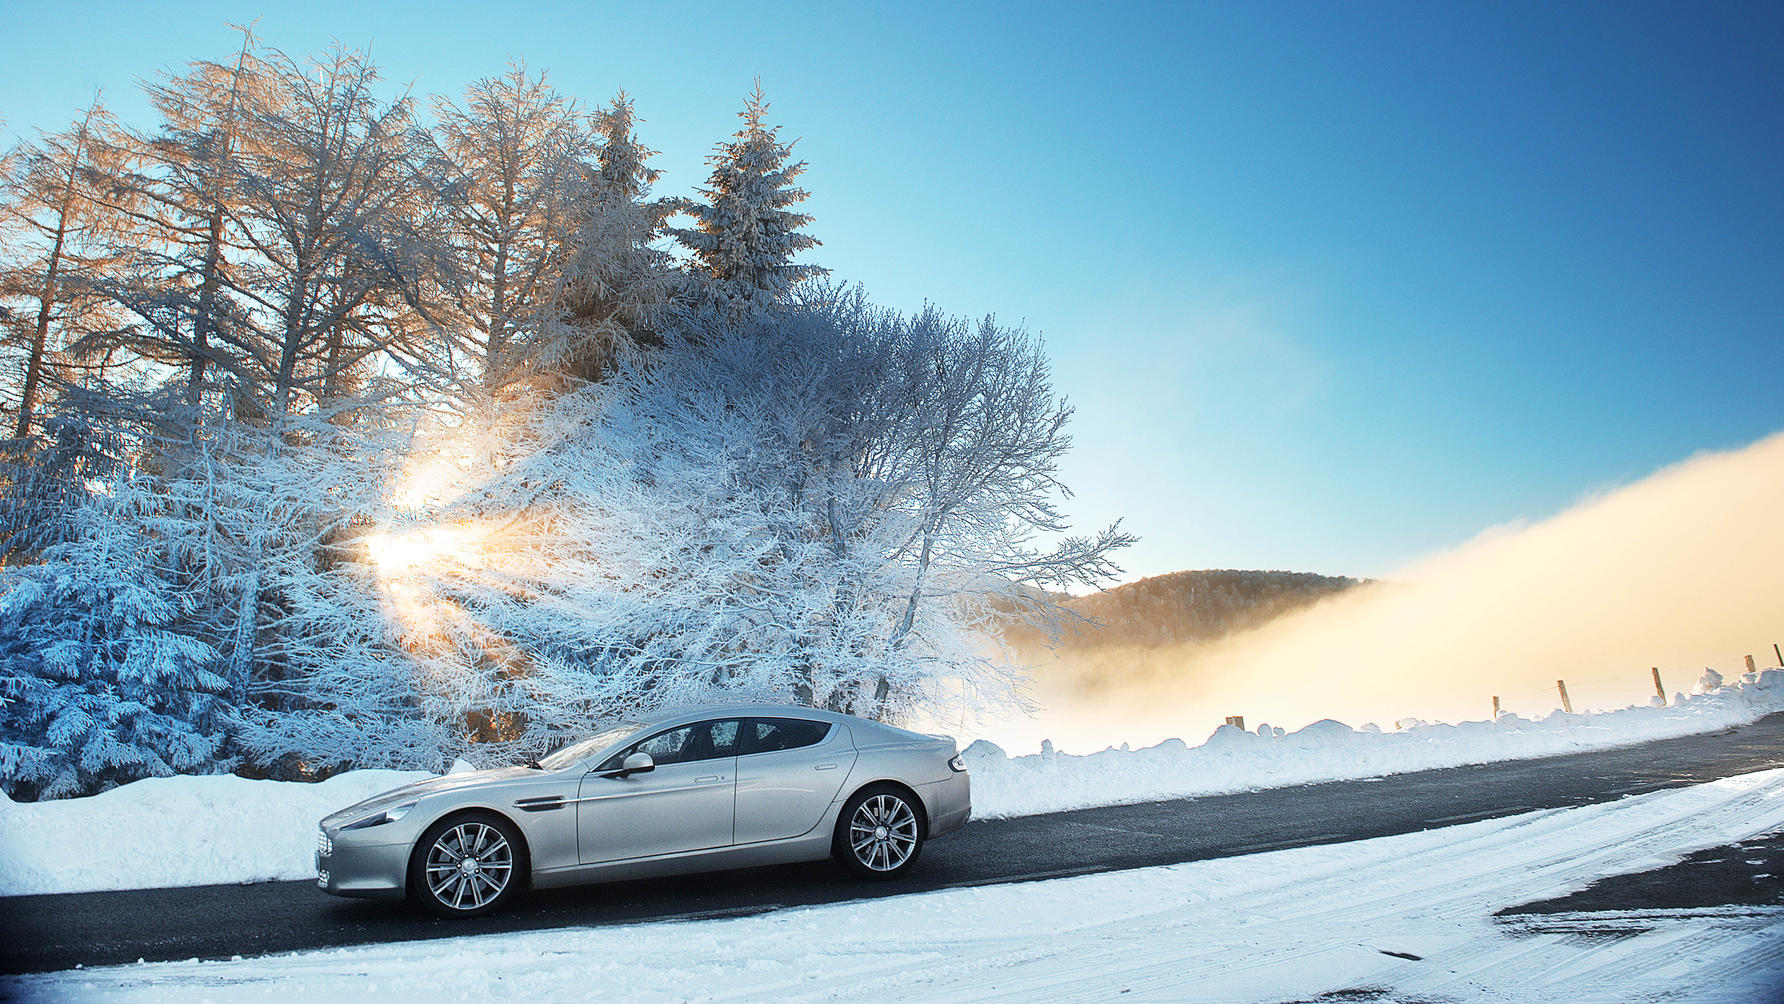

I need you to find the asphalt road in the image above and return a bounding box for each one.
[6,713,1784,976]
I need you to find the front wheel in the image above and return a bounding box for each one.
[834,786,925,880]
[410,812,524,917]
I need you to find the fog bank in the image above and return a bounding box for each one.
[973,429,1784,753]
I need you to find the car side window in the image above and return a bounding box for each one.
[601,719,740,771]
[740,718,832,756]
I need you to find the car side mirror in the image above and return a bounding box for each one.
[601,751,655,778]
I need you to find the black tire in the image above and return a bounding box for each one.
[833,784,926,880]
[409,811,527,918]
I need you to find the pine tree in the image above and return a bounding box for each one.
[0,406,126,564]
[0,479,229,800]
[545,91,677,380]
[669,83,824,319]
[595,90,661,200]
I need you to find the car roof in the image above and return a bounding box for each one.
[558,703,940,769]
[640,703,870,728]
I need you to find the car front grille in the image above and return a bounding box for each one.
[318,830,333,857]
[317,869,330,888]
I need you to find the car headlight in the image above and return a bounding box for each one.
[339,801,418,831]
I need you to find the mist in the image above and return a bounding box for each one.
[971,429,1784,754]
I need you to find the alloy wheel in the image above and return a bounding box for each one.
[848,793,919,872]
[423,820,514,912]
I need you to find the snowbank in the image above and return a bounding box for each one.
[2,670,1780,897]
[0,768,432,896]
[966,669,1784,817]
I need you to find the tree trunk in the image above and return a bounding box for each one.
[186,207,225,404]
[15,232,63,438]
[16,105,99,438]
[188,32,253,405]
[876,528,935,717]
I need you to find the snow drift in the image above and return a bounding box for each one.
[3,670,1780,897]
[0,768,432,897]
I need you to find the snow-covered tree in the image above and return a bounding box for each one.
[68,40,444,441]
[595,94,655,197]
[0,479,228,800]
[0,41,1132,783]
[538,91,678,382]
[669,84,824,318]
[0,41,463,782]
[527,293,1126,723]
[221,437,448,773]
[134,387,415,717]
[0,406,127,564]
[140,46,444,711]
[287,291,1131,766]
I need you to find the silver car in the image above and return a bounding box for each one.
[315,704,972,916]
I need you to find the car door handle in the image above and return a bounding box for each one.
[814,763,838,770]
[695,775,724,783]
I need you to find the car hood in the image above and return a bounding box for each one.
[322,766,539,828]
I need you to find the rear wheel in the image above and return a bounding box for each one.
[410,812,524,917]
[833,785,925,879]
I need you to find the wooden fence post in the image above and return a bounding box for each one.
[1747,654,1759,674]
[1557,679,1573,714]
[1225,715,1246,731]
[1492,696,1501,720]
[1651,667,1665,702]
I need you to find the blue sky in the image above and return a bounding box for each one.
[4,1,1780,580]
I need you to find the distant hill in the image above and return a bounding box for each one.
[1012,569,1362,652]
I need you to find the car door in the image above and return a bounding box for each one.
[732,717,857,845]
[576,719,741,864]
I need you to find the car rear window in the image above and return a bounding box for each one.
[741,718,832,755]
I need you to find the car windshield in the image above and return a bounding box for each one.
[537,723,641,770]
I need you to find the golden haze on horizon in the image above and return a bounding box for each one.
[983,428,1784,752]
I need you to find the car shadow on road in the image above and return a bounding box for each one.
[309,856,901,936]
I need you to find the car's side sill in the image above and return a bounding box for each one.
[531,832,833,889]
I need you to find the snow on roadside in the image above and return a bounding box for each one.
[966,668,1784,818]
[12,766,1784,1003]
[0,768,431,896]
[2,669,1779,897]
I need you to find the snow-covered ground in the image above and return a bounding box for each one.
[0,767,434,897]
[1,668,1777,897]
[10,765,1784,1003]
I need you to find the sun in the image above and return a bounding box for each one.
[366,525,484,576]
